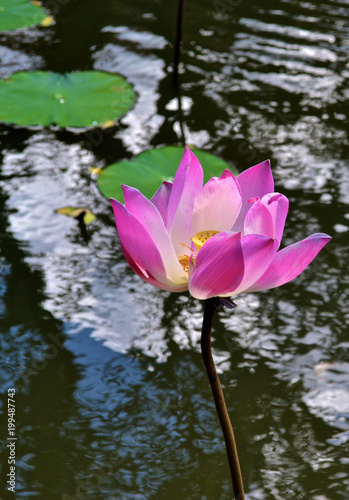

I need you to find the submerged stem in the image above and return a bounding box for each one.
[200,297,245,499]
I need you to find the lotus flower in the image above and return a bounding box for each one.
[110,147,331,300]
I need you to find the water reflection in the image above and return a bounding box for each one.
[0,181,88,498]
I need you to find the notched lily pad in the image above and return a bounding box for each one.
[97,146,235,202]
[55,207,96,225]
[0,70,136,128]
[0,0,53,32]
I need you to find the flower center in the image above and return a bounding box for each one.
[192,230,220,251]
[178,230,221,273]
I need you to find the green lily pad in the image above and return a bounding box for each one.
[97,146,235,202]
[0,71,136,128]
[0,0,53,32]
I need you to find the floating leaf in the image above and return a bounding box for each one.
[55,207,96,225]
[97,146,234,202]
[0,71,136,128]
[0,0,50,32]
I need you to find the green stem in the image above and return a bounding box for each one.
[200,297,245,500]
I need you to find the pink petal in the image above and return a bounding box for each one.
[151,181,173,224]
[231,234,279,295]
[188,232,244,299]
[246,233,331,292]
[121,243,188,292]
[111,198,165,279]
[233,159,274,233]
[166,147,203,253]
[244,199,274,237]
[238,159,274,199]
[261,193,289,244]
[121,186,187,283]
[111,198,187,288]
[192,169,242,235]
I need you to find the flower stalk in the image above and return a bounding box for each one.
[201,297,245,500]
[174,0,186,81]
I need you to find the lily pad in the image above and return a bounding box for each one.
[0,0,53,32]
[55,207,96,225]
[0,71,136,128]
[97,146,234,202]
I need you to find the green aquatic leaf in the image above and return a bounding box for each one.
[0,0,53,32]
[55,207,96,225]
[97,146,235,202]
[0,71,136,128]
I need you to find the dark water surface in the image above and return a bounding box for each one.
[0,0,348,498]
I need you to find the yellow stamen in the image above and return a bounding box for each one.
[178,254,191,273]
[177,243,194,273]
[192,230,220,251]
[177,230,221,273]
[180,242,193,252]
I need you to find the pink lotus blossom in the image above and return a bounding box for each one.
[110,147,331,300]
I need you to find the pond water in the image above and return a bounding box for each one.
[0,0,348,498]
